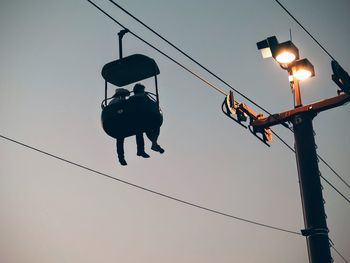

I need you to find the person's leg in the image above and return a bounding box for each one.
[136,133,150,158]
[147,128,164,154]
[116,138,127,165]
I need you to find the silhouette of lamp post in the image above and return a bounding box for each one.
[256,36,332,263]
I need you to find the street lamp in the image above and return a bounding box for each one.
[257,36,316,107]
[255,35,335,263]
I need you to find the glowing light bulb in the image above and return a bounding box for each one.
[294,69,312,80]
[275,51,296,64]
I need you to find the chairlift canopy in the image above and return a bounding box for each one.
[101,54,160,87]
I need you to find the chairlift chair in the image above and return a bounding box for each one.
[101,30,163,139]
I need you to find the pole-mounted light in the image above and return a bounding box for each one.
[253,34,350,263]
[257,35,315,108]
[274,41,299,65]
[257,36,299,67]
[257,36,315,81]
[290,58,315,81]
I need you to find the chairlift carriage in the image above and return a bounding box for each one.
[101,29,163,139]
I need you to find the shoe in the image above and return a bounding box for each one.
[151,144,164,154]
[137,151,150,158]
[119,158,127,166]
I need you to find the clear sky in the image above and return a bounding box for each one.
[1,0,349,262]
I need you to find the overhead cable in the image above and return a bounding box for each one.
[273,0,337,62]
[320,172,350,204]
[330,242,349,263]
[318,154,350,190]
[86,0,226,96]
[273,0,350,190]
[86,0,350,205]
[106,0,272,115]
[0,134,301,236]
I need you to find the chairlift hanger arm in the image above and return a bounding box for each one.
[222,92,272,146]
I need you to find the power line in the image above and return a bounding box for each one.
[1,2,347,260]
[318,154,350,190]
[332,247,349,263]
[274,130,350,205]
[86,0,350,205]
[106,0,273,115]
[86,0,226,96]
[0,133,301,236]
[272,0,350,192]
[84,1,347,259]
[320,173,350,204]
[273,0,350,192]
[105,0,350,193]
[273,0,337,62]
[96,0,350,202]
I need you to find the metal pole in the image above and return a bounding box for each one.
[118,33,123,59]
[293,78,302,108]
[292,111,332,263]
[290,69,302,108]
[154,74,160,108]
[118,29,129,59]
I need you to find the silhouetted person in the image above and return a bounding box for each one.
[109,88,130,166]
[132,83,164,155]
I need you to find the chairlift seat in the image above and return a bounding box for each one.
[101,95,163,139]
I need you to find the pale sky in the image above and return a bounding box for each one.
[1,0,349,262]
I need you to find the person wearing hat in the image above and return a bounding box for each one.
[132,83,165,156]
[109,88,130,165]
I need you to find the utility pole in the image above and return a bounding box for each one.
[222,35,350,262]
[292,111,331,262]
[250,79,350,263]
[291,77,331,263]
[250,35,350,263]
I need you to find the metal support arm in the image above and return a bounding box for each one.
[251,92,350,129]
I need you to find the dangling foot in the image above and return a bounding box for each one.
[137,151,150,158]
[151,144,164,154]
[119,158,127,166]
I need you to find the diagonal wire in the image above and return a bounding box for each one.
[0,133,301,236]
[105,0,350,192]
[272,0,350,192]
[86,0,350,205]
[331,243,349,263]
[86,0,226,96]
[106,0,272,115]
[318,154,350,189]
[320,173,350,204]
[273,0,337,62]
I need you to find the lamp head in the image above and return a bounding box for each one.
[257,36,277,59]
[257,36,299,67]
[291,58,315,81]
[273,41,299,65]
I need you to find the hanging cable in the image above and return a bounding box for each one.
[106,0,273,115]
[332,247,349,263]
[103,0,350,193]
[318,154,350,190]
[320,173,350,204]
[273,0,337,62]
[330,242,349,263]
[86,0,226,96]
[86,0,350,206]
[272,0,350,191]
[0,133,301,236]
